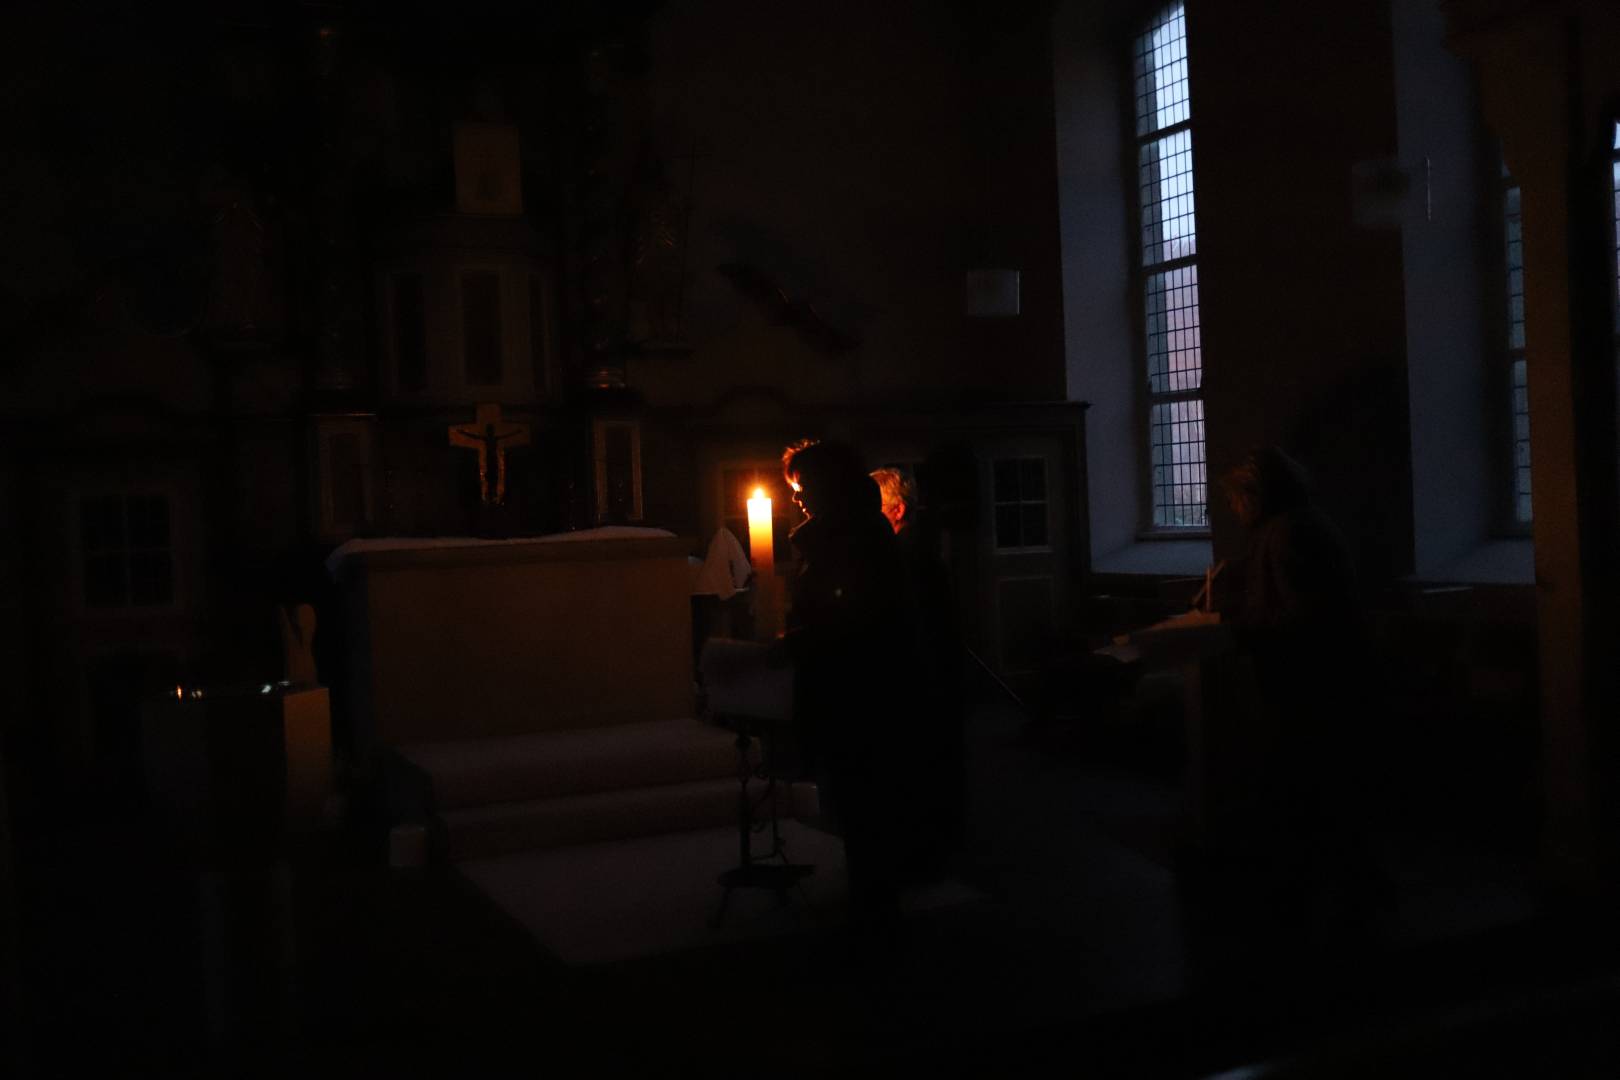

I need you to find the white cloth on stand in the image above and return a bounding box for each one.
[691,527,752,599]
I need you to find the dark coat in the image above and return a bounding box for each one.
[894,515,967,859]
[1220,457,1366,837]
[782,498,908,752]
[780,484,910,916]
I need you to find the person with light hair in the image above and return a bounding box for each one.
[869,466,919,535]
[870,462,966,882]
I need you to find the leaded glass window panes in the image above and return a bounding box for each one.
[1150,399,1208,528]
[1145,265,1201,394]
[1135,3,1206,529]
[993,458,1049,550]
[1139,130,1197,266]
[1503,165,1531,525]
[1134,4,1189,136]
[81,493,174,609]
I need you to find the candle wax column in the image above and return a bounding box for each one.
[746,490,774,577]
[746,489,779,638]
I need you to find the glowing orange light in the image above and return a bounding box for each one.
[746,488,774,578]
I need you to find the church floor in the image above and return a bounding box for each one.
[12,699,1620,1077]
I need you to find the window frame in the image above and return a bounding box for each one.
[77,489,179,614]
[1128,1,1209,536]
[1498,153,1532,533]
[990,455,1053,554]
[1609,122,1620,473]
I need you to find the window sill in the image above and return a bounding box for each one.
[1136,528,1211,542]
[1409,538,1534,587]
[1092,537,1213,577]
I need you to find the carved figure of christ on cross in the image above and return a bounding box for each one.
[449,404,530,505]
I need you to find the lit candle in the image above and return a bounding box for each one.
[746,487,774,579]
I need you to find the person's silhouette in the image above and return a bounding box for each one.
[1216,446,1381,955]
[776,440,909,939]
[871,465,965,882]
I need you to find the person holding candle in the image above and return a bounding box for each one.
[776,439,910,940]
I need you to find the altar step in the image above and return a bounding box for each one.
[397,717,742,810]
[387,717,807,862]
[441,778,740,861]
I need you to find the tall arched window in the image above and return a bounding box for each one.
[1134,2,1206,528]
[1503,159,1531,525]
[1610,122,1619,436]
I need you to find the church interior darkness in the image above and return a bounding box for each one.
[4,0,1620,1074]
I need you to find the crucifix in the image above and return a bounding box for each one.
[448,404,529,505]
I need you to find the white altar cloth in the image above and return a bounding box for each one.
[325,526,677,578]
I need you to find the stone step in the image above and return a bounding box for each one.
[441,777,814,861]
[397,717,746,811]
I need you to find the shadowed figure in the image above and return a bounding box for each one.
[1219,446,1359,644]
[775,440,909,938]
[871,465,966,883]
[1206,445,1383,965]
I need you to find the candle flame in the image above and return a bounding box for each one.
[751,486,767,501]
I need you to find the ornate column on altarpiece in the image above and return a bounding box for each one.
[307,21,368,397]
[575,37,635,394]
[195,167,289,580]
[297,20,380,544]
[566,33,697,535]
